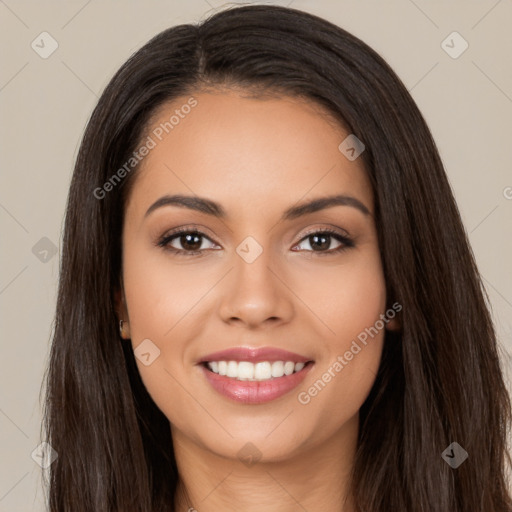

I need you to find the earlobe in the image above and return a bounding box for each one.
[119,319,131,339]
[385,307,402,332]
[384,299,402,333]
[114,283,130,339]
[386,316,401,332]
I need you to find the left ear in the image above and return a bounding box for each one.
[114,282,130,339]
[384,301,402,333]
[386,315,401,332]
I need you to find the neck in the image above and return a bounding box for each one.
[172,414,359,512]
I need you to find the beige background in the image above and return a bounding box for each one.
[1,0,511,509]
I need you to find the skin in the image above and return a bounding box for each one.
[116,88,400,512]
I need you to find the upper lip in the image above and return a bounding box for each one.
[197,346,313,364]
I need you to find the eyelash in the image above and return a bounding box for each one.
[156,225,355,257]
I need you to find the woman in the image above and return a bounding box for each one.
[42,4,512,511]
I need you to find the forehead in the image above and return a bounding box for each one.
[125,90,373,219]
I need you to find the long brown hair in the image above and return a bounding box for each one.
[42,5,512,511]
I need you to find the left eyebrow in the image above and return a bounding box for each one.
[282,194,371,220]
[144,193,371,220]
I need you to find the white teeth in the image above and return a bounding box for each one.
[284,361,295,375]
[206,360,309,381]
[294,362,305,372]
[238,361,254,379]
[254,362,272,380]
[271,361,284,377]
[226,361,238,377]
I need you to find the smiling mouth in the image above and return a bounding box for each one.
[202,360,314,381]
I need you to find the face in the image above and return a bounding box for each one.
[116,89,399,462]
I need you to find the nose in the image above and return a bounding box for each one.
[218,246,295,329]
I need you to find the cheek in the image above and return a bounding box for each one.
[121,243,217,419]
[294,248,387,423]
[293,246,387,345]
[122,241,215,341]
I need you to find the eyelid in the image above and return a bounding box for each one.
[297,224,351,240]
[158,224,217,241]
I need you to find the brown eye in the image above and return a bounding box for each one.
[293,229,354,255]
[307,233,334,251]
[176,232,203,251]
[157,229,218,255]
[156,227,354,257]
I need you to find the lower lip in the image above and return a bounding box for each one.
[199,363,314,404]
